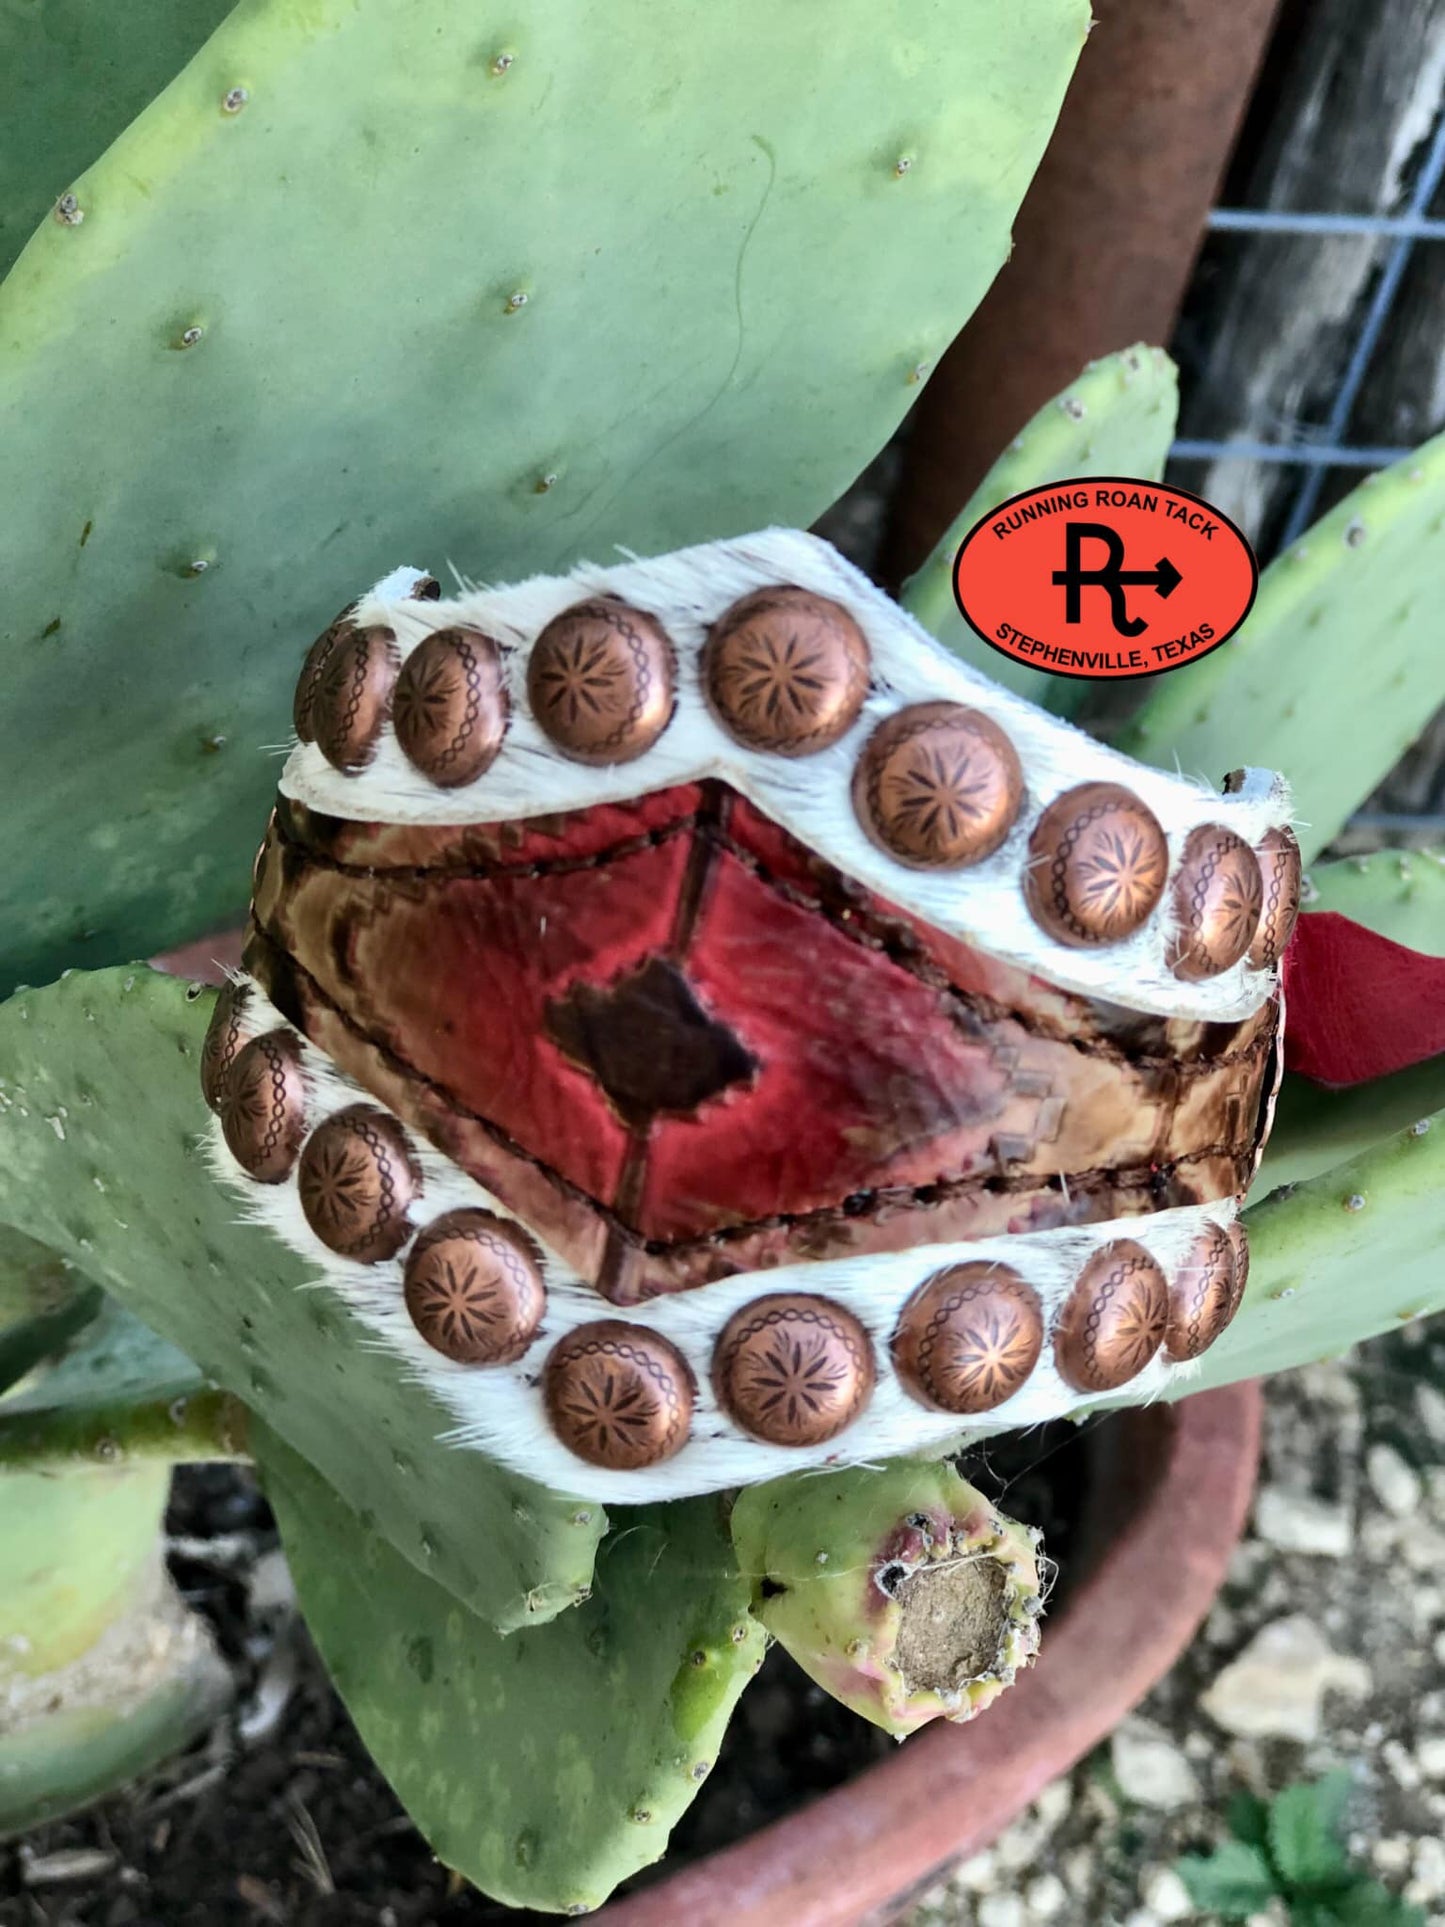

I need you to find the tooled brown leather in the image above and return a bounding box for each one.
[247,782,1277,1303]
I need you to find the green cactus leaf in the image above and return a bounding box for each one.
[0,968,604,1631]
[1181,1107,1445,1394]
[1,1292,198,1416]
[0,1461,230,1832]
[1114,432,1445,861]
[0,0,1087,993]
[0,1225,84,1330]
[899,345,1178,712]
[0,1290,101,1405]
[0,0,237,282]
[1302,851,1445,955]
[0,1227,102,1399]
[259,1422,766,1913]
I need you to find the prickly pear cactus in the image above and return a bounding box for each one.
[731,1460,1043,1736]
[0,1460,230,1833]
[261,1423,765,1913]
[0,1228,99,1397]
[0,0,235,280]
[1303,848,1445,955]
[1253,1055,1445,1200]
[0,1262,227,1831]
[0,0,1088,993]
[0,968,603,1630]
[1191,1106,1445,1392]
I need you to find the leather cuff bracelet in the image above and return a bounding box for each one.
[205,530,1298,1499]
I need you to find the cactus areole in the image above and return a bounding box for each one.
[207,531,1297,1500]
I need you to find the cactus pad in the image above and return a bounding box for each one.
[1188,1106,1445,1391]
[900,346,1179,711]
[0,968,604,1630]
[0,1229,102,1399]
[260,1422,766,1913]
[0,0,1087,990]
[1,1280,199,1418]
[0,1462,230,1832]
[1252,1058,1445,1200]
[1116,432,1445,861]
[0,0,235,281]
[731,1457,1043,1735]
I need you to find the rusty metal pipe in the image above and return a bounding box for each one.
[882,0,1284,588]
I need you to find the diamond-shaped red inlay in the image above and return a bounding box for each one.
[250,780,1274,1299]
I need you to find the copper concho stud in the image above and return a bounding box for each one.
[403,1209,545,1365]
[393,628,509,788]
[1054,1240,1169,1393]
[1164,1223,1239,1362]
[854,702,1024,869]
[1024,782,1169,947]
[712,1293,874,1446]
[293,611,353,743]
[892,1263,1043,1414]
[543,1321,695,1469]
[702,585,870,755]
[1249,826,1302,969]
[527,599,675,764]
[298,1105,420,1263]
[1168,824,1264,982]
[311,624,400,774]
[201,978,251,1113]
[221,1029,307,1183]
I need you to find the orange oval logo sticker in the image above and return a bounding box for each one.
[952,477,1257,681]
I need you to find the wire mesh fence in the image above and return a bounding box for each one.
[1169,102,1445,560]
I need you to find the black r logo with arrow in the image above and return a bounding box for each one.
[1051,523,1183,638]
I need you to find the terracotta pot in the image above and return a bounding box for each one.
[599,1382,1262,1927]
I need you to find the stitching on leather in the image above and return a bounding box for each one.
[273,805,702,885]
[271,806,1273,1081]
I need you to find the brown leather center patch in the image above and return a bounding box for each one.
[545,956,757,1128]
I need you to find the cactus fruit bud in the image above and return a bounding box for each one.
[730,1459,1044,1736]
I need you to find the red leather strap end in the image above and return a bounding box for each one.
[1282,910,1445,1087]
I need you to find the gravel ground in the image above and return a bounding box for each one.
[903,1321,1445,1927]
